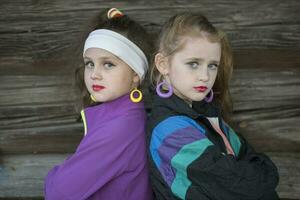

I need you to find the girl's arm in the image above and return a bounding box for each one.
[149,116,279,200]
[186,145,279,200]
[44,117,138,200]
[149,116,213,199]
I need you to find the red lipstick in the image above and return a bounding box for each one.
[92,84,105,92]
[194,86,207,92]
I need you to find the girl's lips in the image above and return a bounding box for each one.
[92,85,105,92]
[194,86,208,92]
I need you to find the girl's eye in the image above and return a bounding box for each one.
[103,62,115,69]
[208,63,219,70]
[84,61,94,69]
[187,62,199,69]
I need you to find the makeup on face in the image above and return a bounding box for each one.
[92,84,105,92]
[193,86,208,92]
[164,37,221,102]
[83,48,137,103]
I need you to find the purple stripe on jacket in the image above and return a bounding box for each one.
[158,127,206,186]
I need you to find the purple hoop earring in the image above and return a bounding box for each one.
[204,89,214,103]
[156,80,173,98]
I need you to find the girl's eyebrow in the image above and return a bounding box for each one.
[185,57,220,64]
[210,60,220,64]
[185,57,204,62]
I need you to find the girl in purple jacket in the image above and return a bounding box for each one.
[44,8,153,200]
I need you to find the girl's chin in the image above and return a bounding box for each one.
[90,93,107,102]
[184,94,206,102]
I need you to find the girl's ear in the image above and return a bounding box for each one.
[132,73,140,84]
[155,53,169,75]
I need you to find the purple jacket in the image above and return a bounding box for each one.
[44,94,153,200]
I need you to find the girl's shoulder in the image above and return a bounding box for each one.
[82,102,146,141]
[151,115,206,138]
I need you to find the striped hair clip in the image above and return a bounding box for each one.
[107,8,124,19]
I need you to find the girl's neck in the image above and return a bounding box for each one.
[173,90,192,107]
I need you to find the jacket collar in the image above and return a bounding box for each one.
[151,92,221,119]
[85,93,144,120]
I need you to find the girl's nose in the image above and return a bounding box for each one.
[198,66,209,82]
[91,66,103,80]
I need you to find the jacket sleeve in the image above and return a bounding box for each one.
[186,144,279,200]
[150,117,279,200]
[149,116,214,199]
[44,116,137,200]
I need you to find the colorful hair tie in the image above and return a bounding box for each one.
[107,8,124,19]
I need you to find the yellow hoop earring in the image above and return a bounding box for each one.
[90,94,97,102]
[130,88,142,103]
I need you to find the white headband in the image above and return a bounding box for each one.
[83,29,148,81]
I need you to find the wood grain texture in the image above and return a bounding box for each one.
[0,75,77,118]
[1,50,299,154]
[0,0,299,75]
[0,0,299,198]
[0,153,298,199]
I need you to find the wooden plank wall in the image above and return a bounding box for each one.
[0,0,299,199]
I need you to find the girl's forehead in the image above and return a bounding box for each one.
[167,33,217,51]
[172,37,221,60]
[179,36,220,51]
[180,34,218,44]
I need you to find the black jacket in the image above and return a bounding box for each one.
[147,93,279,200]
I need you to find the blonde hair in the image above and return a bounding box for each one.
[150,13,233,119]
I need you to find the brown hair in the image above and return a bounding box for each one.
[150,12,233,120]
[75,8,154,109]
